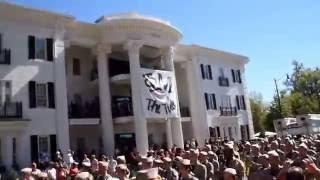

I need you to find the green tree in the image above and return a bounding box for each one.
[249,92,267,132]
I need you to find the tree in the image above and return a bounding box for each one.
[249,92,267,132]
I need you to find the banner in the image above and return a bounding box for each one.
[141,68,179,118]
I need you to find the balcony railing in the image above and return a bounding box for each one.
[112,96,133,118]
[218,77,229,87]
[0,49,11,65]
[220,106,237,116]
[180,107,190,117]
[0,102,23,118]
[68,98,100,118]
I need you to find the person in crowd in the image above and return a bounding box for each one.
[190,149,207,180]
[116,164,130,180]
[96,161,113,180]
[67,150,75,168]
[223,142,245,179]
[162,157,179,180]
[179,159,199,180]
[69,162,79,180]
[223,168,237,180]
[46,161,57,180]
[199,151,214,180]
[91,154,99,176]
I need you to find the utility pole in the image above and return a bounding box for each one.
[274,78,282,118]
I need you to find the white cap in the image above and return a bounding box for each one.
[21,168,32,174]
[38,172,48,178]
[200,151,208,156]
[299,143,308,150]
[75,172,91,179]
[82,161,91,167]
[117,155,126,162]
[181,159,191,166]
[267,150,279,157]
[224,168,237,175]
[163,157,172,162]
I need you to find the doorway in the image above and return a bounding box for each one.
[115,133,136,155]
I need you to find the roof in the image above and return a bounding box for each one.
[176,44,249,64]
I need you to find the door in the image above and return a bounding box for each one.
[115,133,136,155]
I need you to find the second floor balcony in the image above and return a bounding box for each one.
[0,102,23,119]
[220,106,237,116]
[219,77,229,87]
[68,98,100,119]
[0,49,11,65]
[112,96,133,118]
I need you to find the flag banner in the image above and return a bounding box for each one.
[140,68,179,118]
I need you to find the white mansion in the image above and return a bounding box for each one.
[0,2,254,167]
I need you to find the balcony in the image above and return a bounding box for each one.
[68,98,100,118]
[0,102,23,119]
[218,77,229,87]
[220,106,237,116]
[112,96,133,118]
[0,49,11,65]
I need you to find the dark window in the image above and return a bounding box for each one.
[216,127,221,137]
[204,93,209,109]
[29,81,36,108]
[231,69,236,82]
[47,82,55,108]
[237,95,246,110]
[30,135,39,163]
[237,70,242,83]
[200,64,205,79]
[0,33,2,50]
[205,93,217,110]
[73,58,81,75]
[207,65,212,80]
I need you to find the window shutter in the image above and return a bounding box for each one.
[237,70,242,83]
[50,135,57,161]
[236,96,240,110]
[46,38,54,61]
[204,93,209,109]
[28,36,35,59]
[216,127,221,137]
[208,65,212,80]
[200,64,205,79]
[48,82,55,108]
[29,81,36,108]
[231,69,236,82]
[0,33,2,50]
[242,95,246,110]
[212,94,217,109]
[30,135,38,163]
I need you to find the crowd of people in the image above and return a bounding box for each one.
[14,134,320,179]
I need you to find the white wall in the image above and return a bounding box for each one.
[0,21,60,166]
[65,46,98,104]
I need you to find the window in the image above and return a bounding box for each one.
[36,83,47,107]
[232,69,242,83]
[0,33,2,50]
[220,95,231,107]
[35,38,47,60]
[12,137,16,164]
[0,80,11,104]
[205,93,217,110]
[200,64,212,80]
[73,58,81,75]
[38,136,50,161]
[236,95,246,110]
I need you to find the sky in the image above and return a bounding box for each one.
[7,0,320,102]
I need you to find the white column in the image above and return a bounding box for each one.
[96,44,115,156]
[166,118,173,148]
[54,39,70,155]
[4,135,12,168]
[166,47,184,148]
[125,40,148,155]
[241,68,255,139]
[186,58,210,146]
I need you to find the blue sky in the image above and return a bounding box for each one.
[9,0,320,102]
